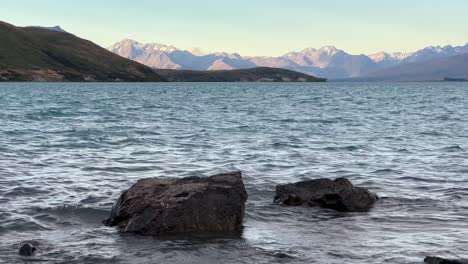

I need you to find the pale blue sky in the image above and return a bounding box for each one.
[2,0,468,56]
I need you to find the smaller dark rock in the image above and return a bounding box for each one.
[274,178,378,212]
[424,256,468,264]
[18,242,36,256]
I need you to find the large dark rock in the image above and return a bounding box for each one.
[425,256,468,264]
[274,178,378,212]
[104,171,248,236]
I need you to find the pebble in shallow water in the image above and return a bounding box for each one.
[18,242,37,256]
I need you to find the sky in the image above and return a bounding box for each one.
[2,0,468,56]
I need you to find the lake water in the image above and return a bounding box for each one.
[0,82,467,264]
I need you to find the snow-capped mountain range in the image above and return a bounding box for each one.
[108,39,468,79]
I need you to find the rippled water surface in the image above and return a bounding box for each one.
[1,82,467,264]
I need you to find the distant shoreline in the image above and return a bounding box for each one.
[154,67,326,82]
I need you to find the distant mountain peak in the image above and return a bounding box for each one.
[368,51,413,62]
[109,39,179,54]
[207,58,236,70]
[212,52,242,59]
[188,47,206,56]
[424,45,448,53]
[318,45,340,53]
[30,25,66,33]
[145,43,178,53]
[109,38,141,49]
[120,38,139,44]
[297,46,344,57]
[300,47,317,53]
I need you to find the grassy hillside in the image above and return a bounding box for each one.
[0,21,165,82]
[155,67,327,82]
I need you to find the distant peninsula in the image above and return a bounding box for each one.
[155,68,326,82]
[443,77,467,82]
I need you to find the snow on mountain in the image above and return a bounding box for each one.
[368,44,468,66]
[403,44,468,63]
[108,39,252,71]
[108,39,468,79]
[283,46,346,68]
[108,39,178,61]
[282,46,377,77]
[368,52,413,63]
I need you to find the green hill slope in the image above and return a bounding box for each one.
[155,67,326,82]
[0,21,165,82]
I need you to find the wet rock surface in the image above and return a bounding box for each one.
[105,171,248,236]
[274,178,378,212]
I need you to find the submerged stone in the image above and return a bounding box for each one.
[105,171,248,236]
[274,178,378,212]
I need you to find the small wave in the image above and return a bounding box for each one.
[78,256,121,264]
[419,131,448,137]
[25,109,75,120]
[304,118,340,124]
[397,148,410,153]
[29,205,110,223]
[82,165,161,173]
[41,142,105,149]
[395,175,448,183]
[135,130,162,136]
[372,169,404,174]
[323,145,360,151]
[451,168,468,173]
[327,251,365,260]
[0,217,52,233]
[100,137,147,147]
[271,142,302,148]
[381,196,439,204]
[440,187,468,197]
[441,145,465,152]
[80,195,106,204]
[378,196,443,212]
[4,186,50,197]
[2,129,39,136]
[277,118,298,123]
[173,134,200,140]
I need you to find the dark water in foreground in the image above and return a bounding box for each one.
[0,82,467,264]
